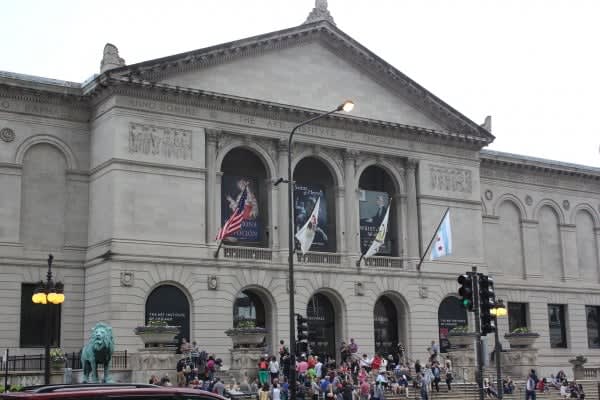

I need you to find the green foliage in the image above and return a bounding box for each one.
[50,348,66,362]
[148,320,168,327]
[236,319,257,329]
[9,384,23,392]
[449,325,469,334]
[511,327,530,334]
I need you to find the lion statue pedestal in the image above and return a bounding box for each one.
[81,322,115,383]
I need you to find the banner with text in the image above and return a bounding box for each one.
[294,184,329,251]
[221,175,260,242]
[359,190,392,255]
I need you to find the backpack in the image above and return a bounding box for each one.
[320,380,329,393]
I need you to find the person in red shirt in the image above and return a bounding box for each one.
[307,355,316,369]
[371,354,382,374]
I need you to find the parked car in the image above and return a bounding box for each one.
[0,383,228,400]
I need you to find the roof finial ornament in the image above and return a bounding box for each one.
[304,0,336,25]
[100,43,126,73]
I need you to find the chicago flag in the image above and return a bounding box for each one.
[430,210,452,260]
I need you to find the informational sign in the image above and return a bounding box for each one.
[359,190,392,255]
[438,297,468,353]
[294,184,329,251]
[145,285,190,344]
[221,175,260,242]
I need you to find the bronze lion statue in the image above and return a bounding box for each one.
[81,322,115,383]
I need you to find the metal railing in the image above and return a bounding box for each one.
[4,350,128,371]
[223,246,272,261]
[296,251,341,265]
[363,256,403,268]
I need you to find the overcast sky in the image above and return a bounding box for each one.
[2,0,598,167]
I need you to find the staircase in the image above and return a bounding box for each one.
[385,380,599,400]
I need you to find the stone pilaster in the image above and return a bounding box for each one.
[595,228,600,283]
[559,224,578,281]
[343,150,358,255]
[205,129,219,244]
[405,159,419,266]
[336,185,346,254]
[521,219,542,279]
[277,140,290,254]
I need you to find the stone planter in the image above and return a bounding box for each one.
[504,333,539,349]
[448,333,476,349]
[134,326,180,347]
[51,360,65,370]
[225,328,267,348]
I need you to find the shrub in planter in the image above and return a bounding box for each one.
[504,327,539,349]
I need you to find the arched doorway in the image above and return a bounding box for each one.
[438,296,468,353]
[233,288,275,351]
[145,284,190,347]
[307,293,336,360]
[294,157,337,253]
[221,148,269,247]
[374,296,398,357]
[358,166,399,256]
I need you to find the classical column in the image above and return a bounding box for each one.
[277,140,289,254]
[336,186,347,254]
[343,150,358,255]
[595,228,600,283]
[405,159,419,265]
[559,224,578,281]
[205,129,219,244]
[520,219,542,279]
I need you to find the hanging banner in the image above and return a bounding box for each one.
[221,175,260,242]
[294,184,329,251]
[359,190,392,255]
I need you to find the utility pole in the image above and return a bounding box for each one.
[472,266,484,400]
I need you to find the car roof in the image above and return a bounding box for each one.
[1,386,226,399]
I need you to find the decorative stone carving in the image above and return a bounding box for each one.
[207,275,218,290]
[354,282,365,296]
[0,128,15,142]
[216,133,238,156]
[525,195,533,206]
[120,271,134,287]
[484,189,493,201]
[304,0,336,25]
[100,43,125,73]
[419,286,429,298]
[430,165,472,193]
[562,200,570,210]
[129,122,192,160]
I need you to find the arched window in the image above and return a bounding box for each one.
[538,206,562,280]
[233,290,266,328]
[438,297,468,353]
[307,293,336,359]
[146,285,190,346]
[374,296,398,357]
[576,210,598,281]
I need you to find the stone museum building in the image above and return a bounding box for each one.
[1,1,599,378]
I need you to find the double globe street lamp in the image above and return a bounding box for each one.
[31,254,65,385]
[491,299,507,399]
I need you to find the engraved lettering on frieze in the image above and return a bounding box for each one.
[128,122,192,160]
[430,165,472,193]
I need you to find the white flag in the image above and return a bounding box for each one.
[295,197,321,255]
[364,202,391,258]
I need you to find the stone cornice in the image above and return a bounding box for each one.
[481,149,600,180]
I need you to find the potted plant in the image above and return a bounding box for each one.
[50,348,66,370]
[225,319,268,348]
[447,325,476,349]
[134,320,180,347]
[569,355,587,368]
[504,327,540,349]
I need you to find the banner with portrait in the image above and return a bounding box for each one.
[221,175,260,242]
[294,184,329,251]
[359,190,392,255]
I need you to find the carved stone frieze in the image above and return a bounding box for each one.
[216,133,238,156]
[129,122,192,159]
[430,165,472,193]
[0,128,15,143]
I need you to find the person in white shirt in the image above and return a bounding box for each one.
[315,356,323,379]
[559,381,569,399]
[525,373,536,400]
[359,354,371,372]
[269,356,280,383]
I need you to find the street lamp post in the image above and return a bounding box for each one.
[491,299,507,399]
[283,101,354,400]
[31,254,65,385]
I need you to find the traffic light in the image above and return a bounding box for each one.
[457,274,474,311]
[479,274,496,335]
[296,314,309,354]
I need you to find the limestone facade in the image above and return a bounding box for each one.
[0,15,599,379]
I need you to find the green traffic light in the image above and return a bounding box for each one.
[462,299,471,308]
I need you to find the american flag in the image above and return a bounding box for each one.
[216,186,252,241]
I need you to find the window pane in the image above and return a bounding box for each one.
[508,302,528,332]
[548,304,567,348]
[586,306,600,348]
[20,283,61,347]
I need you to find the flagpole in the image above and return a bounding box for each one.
[355,253,365,267]
[213,240,224,258]
[416,207,450,271]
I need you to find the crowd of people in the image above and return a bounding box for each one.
[149,337,588,400]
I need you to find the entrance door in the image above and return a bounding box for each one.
[438,297,468,353]
[146,285,190,348]
[307,293,336,360]
[374,296,398,357]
